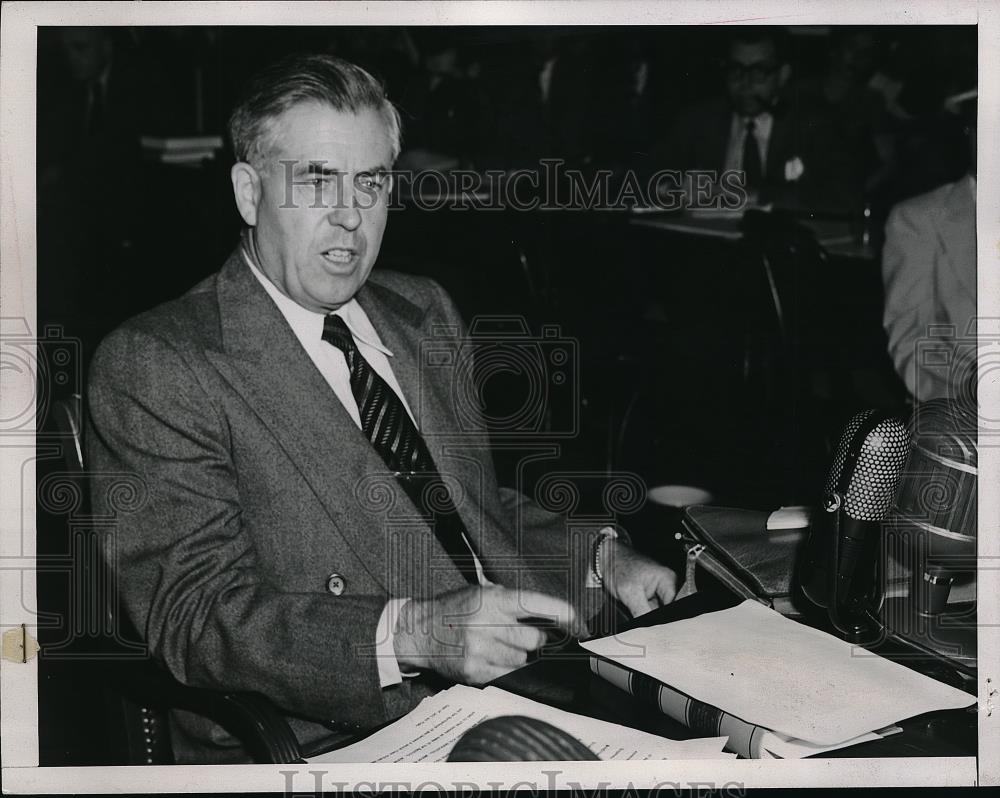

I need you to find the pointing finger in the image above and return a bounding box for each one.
[496,622,548,652]
[499,589,579,631]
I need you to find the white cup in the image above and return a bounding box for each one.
[646,484,714,509]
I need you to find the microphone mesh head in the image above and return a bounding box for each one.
[825,410,875,498]
[826,411,910,521]
[847,417,910,521]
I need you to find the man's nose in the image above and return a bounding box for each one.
[328,194,362,231]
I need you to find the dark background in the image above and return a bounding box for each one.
[34,24,976,765]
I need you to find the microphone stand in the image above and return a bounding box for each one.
[825,489,884,645]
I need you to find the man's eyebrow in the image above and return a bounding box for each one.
[296,162,392,176]
[300,162,344,176]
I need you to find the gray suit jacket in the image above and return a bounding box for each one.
[86,248,606,762]
[881,176,977,401]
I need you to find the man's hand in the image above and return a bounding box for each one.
[600,538,678,618]
[393,585,586,685]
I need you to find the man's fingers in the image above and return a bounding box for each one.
[457,651,522,685]
[495,588,580,632]
[619,585,656,618]
[497,621,548,653]
[484,638,532,669]
[459,638,531,684]
[462,661,522,686]
[655,573,678,606]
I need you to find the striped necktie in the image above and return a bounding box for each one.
[322,314,481,584]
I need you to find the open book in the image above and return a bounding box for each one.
[582,601,975,758]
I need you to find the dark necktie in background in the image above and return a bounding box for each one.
[742,118,763,192]
[322,314,482,584]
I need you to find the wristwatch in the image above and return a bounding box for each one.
[590,526,619,588]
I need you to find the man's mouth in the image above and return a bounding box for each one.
[321,247,357,264]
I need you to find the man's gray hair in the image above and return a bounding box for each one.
[228,53,403,170]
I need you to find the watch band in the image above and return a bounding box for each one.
[591,526,618,587]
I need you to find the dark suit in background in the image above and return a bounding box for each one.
[655,96,860,214]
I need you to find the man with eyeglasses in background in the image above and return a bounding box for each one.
[655,27,859,214]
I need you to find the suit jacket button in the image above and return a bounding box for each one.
[326,573,346,596]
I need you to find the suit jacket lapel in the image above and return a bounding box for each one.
[765,107,792,182]
[357,279,487,511]
[709,105,732,173]
[355,279,426,423]
[206,251,403,590]
[207,253,475,593]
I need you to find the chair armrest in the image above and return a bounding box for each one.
[194,690,302,764]
[109,660,303,763]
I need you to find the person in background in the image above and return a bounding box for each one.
[585,32,654,177]
[880,89,976,403]
[792,28,897,199]
[393,31,486,171]
[878,27,978,203]
[477,33,591,171]
[655,27,858,214]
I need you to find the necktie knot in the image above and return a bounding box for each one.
[322,314,355,353]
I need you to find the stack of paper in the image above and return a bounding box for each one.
[309,685,733,763]
[582,600,976,758]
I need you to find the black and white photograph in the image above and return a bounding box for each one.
[1,1,997,793]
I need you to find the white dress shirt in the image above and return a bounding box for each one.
[242,251,489,687]
[724,110,774,175]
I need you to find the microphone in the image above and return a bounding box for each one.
[802,410,909,642]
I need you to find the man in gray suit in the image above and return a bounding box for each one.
[881,89,977,402]
[87,54,678,763]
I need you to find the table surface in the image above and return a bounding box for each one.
[630,209,879,261]
[491,590,977,759]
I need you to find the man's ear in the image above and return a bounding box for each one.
[777,63,791,88]
[231,162,262,227]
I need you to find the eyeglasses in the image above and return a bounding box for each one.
[725,60,779,82]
